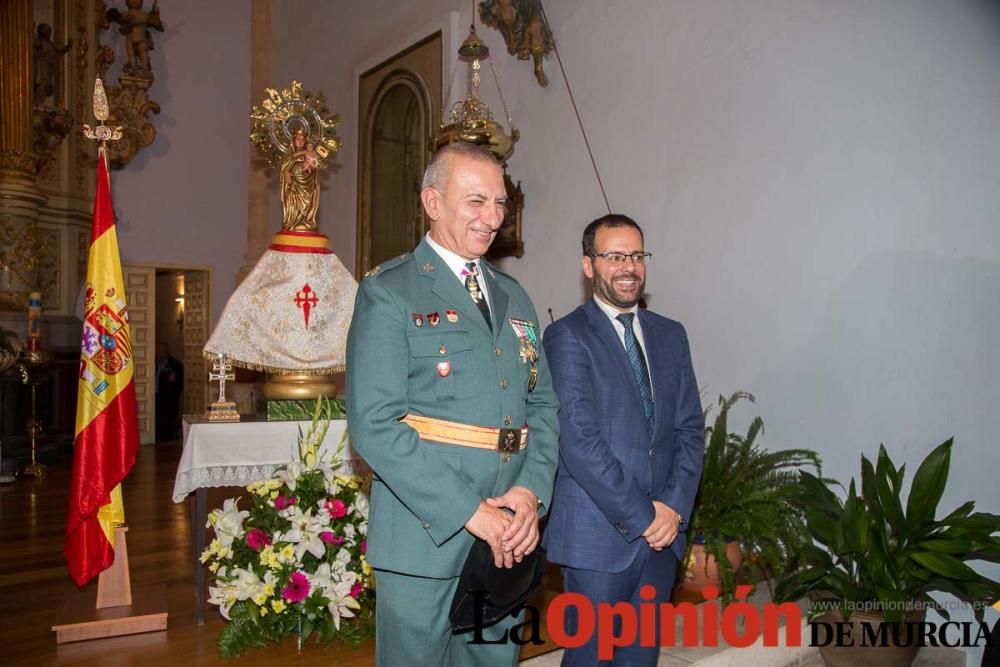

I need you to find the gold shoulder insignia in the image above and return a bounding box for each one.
[421,262,435,272]
[363,266,381,279]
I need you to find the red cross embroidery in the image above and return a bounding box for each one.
[294,283,319,328]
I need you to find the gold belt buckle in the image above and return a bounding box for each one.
[498,428,521,454]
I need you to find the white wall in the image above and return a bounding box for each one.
[275,0,1000,491]
[109,0,251,323]
[275,0,1000,658]
[270,0,462,263]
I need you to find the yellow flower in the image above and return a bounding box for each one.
[262,583,275,596]
[269,490,279,500]
[259,606,269,617]
[362,559,372,576]
[335,473,360,489]
[208,562,219,573]
[280,544,295,562]
[271,599,286,614]
[259,545,282,569]
[199,547,213,564]
[252,592,268,606]
[217,545,230,559]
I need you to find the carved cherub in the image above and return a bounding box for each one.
[106,0,163,78]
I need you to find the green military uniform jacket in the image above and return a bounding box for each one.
[346,237,560,578]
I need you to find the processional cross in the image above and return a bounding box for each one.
[209,354,235,403]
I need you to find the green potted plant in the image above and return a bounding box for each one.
[775,439,1000,667]
[681,391,822,602]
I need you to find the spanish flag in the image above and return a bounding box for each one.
[65,148,139,586]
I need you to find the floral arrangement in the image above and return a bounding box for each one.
[201,400,374,657]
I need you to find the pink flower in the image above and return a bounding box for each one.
[319,531,344,545]
[245,528,271,550]
[275,494,297,511]
[360,540,367,554]
[282,571,310,603]
[325,499,347,519]
[350,581,364,598]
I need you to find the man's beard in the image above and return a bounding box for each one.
[593,271,644,309]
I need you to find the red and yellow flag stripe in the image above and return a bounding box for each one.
[65,148,139,586]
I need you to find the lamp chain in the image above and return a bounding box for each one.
[537,1,612,214]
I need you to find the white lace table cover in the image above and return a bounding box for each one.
[172,418,367,502]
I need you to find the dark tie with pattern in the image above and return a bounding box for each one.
[616,312,655,439]
[463,261,492,329]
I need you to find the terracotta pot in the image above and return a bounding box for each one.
[816,608,925,667]
[679,540,742,593]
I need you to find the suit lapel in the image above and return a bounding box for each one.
[583,299,643,408]
[415,240,492,336]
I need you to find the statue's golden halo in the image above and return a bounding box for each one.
[249,80,342,167]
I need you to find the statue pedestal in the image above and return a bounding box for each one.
[263,373,343,421]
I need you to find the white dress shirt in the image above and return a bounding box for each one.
[592,295,653,395]
[425,233,492,311]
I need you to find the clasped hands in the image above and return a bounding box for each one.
[464,486,538,568]
[643,500,682,551]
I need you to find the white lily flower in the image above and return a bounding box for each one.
[307,563,361,630]
[207,498,249,548]
[335,547,352,568]
[208,582,237,619]
[276,506,327,561]
[352,492,370,519]
[275,460,304,491]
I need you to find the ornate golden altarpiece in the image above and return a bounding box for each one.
[0,0,162,348]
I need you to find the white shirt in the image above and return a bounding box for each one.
[592,295,653,394]
[425,233,491,311]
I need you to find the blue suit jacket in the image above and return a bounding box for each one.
[542,299,704,573]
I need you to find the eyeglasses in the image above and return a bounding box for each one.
[590,252,652,266]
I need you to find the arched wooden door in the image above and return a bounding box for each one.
[357,32,442,276]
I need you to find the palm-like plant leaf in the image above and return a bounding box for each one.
[686,392,822,603]
[777,438,1000,624]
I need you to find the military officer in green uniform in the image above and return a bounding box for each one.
[346,142,560,666]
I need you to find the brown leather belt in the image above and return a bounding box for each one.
[401,414,528,453]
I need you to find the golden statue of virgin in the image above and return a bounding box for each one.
[206,81,357,393]
[249,81,341,231]
[279,128,321,230]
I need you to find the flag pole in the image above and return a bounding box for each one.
[51,78,166,644]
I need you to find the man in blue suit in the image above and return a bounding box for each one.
[543,214,705,666]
